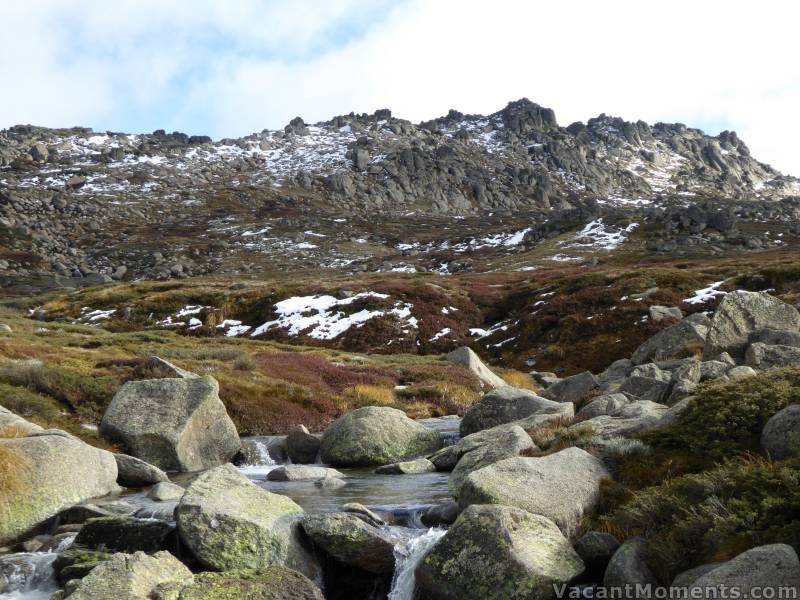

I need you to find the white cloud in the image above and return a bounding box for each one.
[1,0,799,175]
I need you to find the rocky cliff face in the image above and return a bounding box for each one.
[1,98,798,285]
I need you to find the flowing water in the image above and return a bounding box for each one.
[0,535,75,600]
[387,528,447,600]
[3,421,460,599]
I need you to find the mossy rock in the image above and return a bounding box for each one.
[416,504,584,600]
[178,567,324,599]
[176,465,318,580]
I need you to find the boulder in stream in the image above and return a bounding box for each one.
[416,504,584,600]
[320,406,441,467]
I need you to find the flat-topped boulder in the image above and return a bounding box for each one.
[100,375,240,472]
[458,447,610,538]
[460,386,569,436]
[320,406,441,467]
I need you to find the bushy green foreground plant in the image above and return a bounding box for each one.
[600,457,800,582]
[642,367,800,463]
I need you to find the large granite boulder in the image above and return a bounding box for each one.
[300,512,396,574]
[704,291,800,359]
[458,447,610,538]
[446,346,507,389]
[688,544,800,595]
[761,405,800,460]
[319,406,441,467]
[0,405,43,435]
[177,567,324,599]
[99,375,241,472]
[449,424,536,497]
[176,465,316,577]
[66,551,193,600]
[416,504,584,600]
[632,313,710,365]
[460,387,569,436]
[0,429,118,545]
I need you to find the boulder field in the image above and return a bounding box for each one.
[2,292,800,598]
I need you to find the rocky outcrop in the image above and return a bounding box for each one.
[99,375,240,472]
[65,551,193,600]
[416,504,585,600]
[176,465,316,578]
[745,342,800,369]
[704,291,800,359]
[319,406,441,467]
[460,386,569,436]
[300,512,396,574]
[446,347,507,389]
[0,427,119,545]
[458,447,610,538]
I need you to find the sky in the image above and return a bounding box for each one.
[1,0,799,175]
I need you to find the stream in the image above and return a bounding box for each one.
[0,418,459,600]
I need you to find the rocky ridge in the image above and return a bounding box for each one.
[1,99,799,286]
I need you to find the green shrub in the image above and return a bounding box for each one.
[600,458,800,582]
[641,368,800,463]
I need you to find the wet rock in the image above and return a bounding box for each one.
[177,567,324,599]
[65,551,193,600]
[176,465,317,578]
[421,501,461,527]
[300,512,395,574]
[374,457,436,474]
[73,516,173,553]
[0,427,119,545]
[266,465,344,481]
[147,481,185,502]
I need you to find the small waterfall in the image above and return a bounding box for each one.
[387,528,446,600]
[1,535,75,600]
[237,438,279,478]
